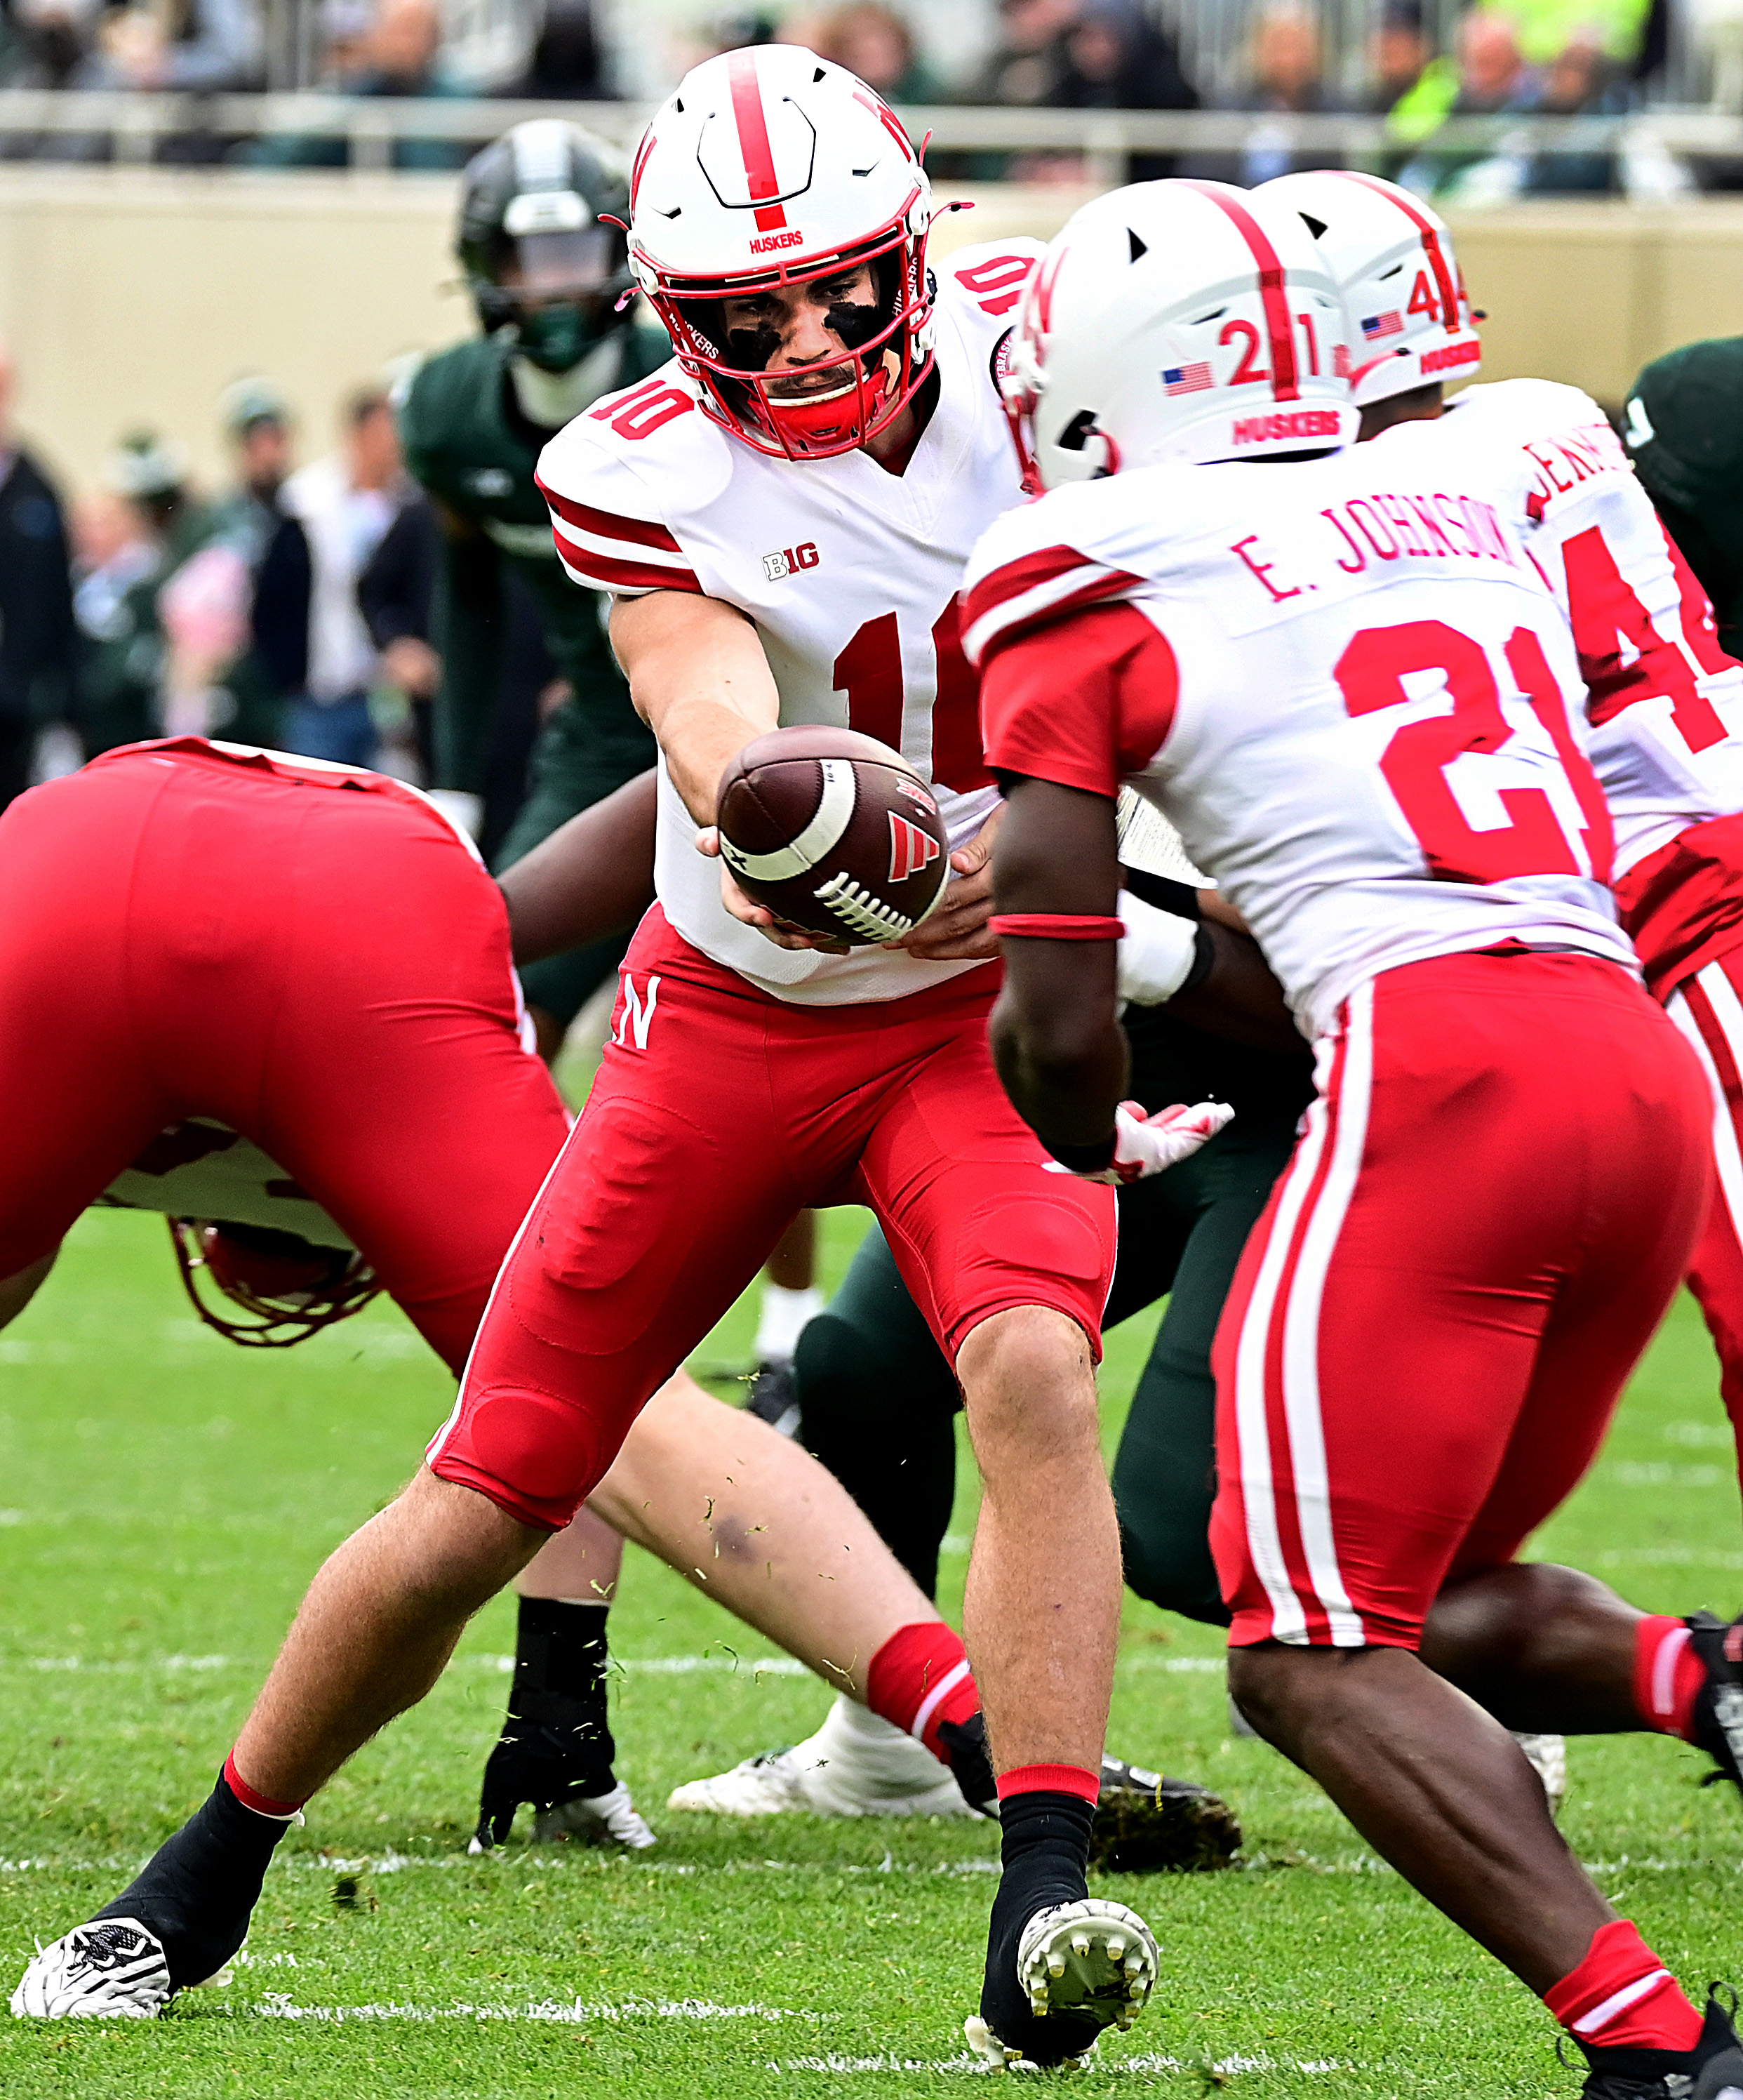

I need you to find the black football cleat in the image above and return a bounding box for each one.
[1685,1614,1743,1797]
[936,1711,999,1818]
[742,1360,802,1438]
[470,1719,653,1852]
[1574,1987,1743,2097]
[1090,1755,1243,1873]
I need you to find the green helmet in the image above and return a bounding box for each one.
[1624,335,1743,661]
[457,119,634,373]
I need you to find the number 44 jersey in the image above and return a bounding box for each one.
[963,444,1636,1041]
[533,241,1040,1006]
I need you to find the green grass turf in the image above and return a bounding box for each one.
[2,1206,1742,2096]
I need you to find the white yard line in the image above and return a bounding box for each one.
[239,1993,824,2024]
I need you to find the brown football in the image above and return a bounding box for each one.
[715,726,950,946]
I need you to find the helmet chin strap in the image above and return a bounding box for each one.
[510,333,625,430]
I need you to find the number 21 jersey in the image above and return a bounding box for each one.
[533,241,1038,1006]
[963,445,1636,1039]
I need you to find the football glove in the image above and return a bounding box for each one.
[1049,1100,1234,1185]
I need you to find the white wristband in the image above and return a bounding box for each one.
[1117,889,1201,1006]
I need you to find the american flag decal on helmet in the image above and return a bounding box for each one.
[1361,311,1404,340]
[1163,362,1213,396]
[889,812,942,884]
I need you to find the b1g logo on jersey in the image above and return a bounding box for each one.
[763,543,820,583]
[888,812,942,884]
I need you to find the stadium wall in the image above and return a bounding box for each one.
[3,168,1742,493]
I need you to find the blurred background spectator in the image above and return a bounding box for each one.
[278,383,407,768]
[72,434,187,757]
[252,0,469,168]
[784,1,940,99]
[201,376,312,748]
[0,341,76,811]
[1226,5,1344,182]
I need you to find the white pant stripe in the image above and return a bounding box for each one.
[1232,1028,1341,1647]
[909,1658,973,1746]
[1650,1624,1692,1724]
[1278,978,1374,1648]
[1570,1968,1671,2038]
[1671,962,1743,1258]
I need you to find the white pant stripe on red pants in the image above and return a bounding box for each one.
[1231,978,1375,1648]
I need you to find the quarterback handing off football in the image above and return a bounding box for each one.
[716,726,950,945]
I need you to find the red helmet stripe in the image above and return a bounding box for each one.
[630,127,655,211]
[1333,170,1462,335]
[727,48,781,203]
[1177,180,1299,404]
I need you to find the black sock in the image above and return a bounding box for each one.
[980,1790,1099,2064]
[95,1769,289,1988]
[507,1597,615,1795]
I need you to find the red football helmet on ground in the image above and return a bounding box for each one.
[168,1219,381,1349]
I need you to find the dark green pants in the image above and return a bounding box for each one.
[793,1108,1301,1626]
[492,699,657,1027]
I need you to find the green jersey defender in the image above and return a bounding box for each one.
[398,117,669,1038]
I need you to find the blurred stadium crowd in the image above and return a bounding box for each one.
[0,348,570,856]
[1,0,1740,194]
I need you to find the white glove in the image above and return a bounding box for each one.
[1048,1099,1235,1185]
[1117,889,1202,1006]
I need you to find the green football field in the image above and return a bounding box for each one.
[2,1204,1742,2097]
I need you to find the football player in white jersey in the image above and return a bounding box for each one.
[12,54,1234,2067]
[966,180,1740,2096]
[1257,168,1743,1818]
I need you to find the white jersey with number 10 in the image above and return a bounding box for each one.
[963,444,1636,1039]
[535,241,1041,1006]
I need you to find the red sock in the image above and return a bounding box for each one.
[1544,1920,1704,2054]
[865,1622,981,1762]
[223,1750,306,1821]
[1633,1614,1704,1740]
[996,1763,1101,1805]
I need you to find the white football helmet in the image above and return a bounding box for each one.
[1001,179,1357,493]
[625,45,935,460]
[1256,170,1481,408]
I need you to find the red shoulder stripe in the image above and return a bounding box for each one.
[962,543,1140,664]
[553,529,703,594]
[537,474,686,553]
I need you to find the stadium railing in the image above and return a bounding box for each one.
[1,92,1740,183]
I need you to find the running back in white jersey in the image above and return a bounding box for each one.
[963,444,1635,1039]
[535,242,1039,1005]
[1409,379,1743,881]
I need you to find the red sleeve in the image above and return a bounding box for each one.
[980,602,1180,799]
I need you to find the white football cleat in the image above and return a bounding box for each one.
[533,1781,657,1851]
[666,1693,972,1819]
[1513,1732,1568,1815]
[965,1898,1159,2068]
[11,1920,173,2019]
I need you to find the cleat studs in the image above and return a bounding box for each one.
[1071,1932,1091,1956]
[1104,1936,1126,1959]
[1047,1953,1067,1977]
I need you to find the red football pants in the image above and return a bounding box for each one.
[430,906,1117,1531]
[1210,950,1711,1650]
[0,747,569,1374]
[1665,949,1743,1494]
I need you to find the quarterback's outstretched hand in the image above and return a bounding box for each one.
[890,803,1006,961]
[1053,1100,1234,1185]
